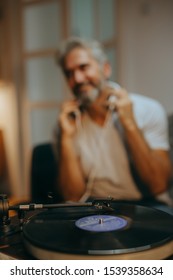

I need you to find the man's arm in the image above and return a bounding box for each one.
[115,89,172,195]
[58,134,86,201]
[123,123,171,195]
[57,100,86,202]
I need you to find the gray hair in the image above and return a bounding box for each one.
[56,37,108,71]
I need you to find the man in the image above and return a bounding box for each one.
[55,37,172,206]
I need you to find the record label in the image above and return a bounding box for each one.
[75,215,128,232]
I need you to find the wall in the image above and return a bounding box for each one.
[119,0,173,114]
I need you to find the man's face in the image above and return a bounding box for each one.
[63,47,110,105]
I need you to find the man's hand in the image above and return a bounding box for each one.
[112,88,137,130]
[97,85,136,129]
[58,100,81,137]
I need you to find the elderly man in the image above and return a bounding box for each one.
[55,37,172,207]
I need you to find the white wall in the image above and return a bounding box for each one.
[119,0,173,114]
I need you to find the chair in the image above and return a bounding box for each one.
[30,143,62,203]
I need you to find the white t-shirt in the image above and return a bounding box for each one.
[130,93,169,150]
[72,93,170,202]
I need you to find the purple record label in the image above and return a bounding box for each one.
[75,215,127,232]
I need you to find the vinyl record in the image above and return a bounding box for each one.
[22,202,173,259]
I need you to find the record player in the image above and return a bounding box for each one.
[0,194,173,260]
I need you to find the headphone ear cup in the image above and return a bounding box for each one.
[107,95,117,111]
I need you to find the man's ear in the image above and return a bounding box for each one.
[103,62,112,79]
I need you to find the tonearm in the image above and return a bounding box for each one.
[0,194,114,237]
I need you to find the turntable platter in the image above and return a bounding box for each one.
[22,203,173,260]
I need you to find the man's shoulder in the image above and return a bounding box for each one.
[129,93,167,130]
[130,93,165,117]
[130,93,162,109]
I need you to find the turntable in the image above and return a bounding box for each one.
[1,195,173,260]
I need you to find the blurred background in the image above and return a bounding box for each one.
[0,0,173,201]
